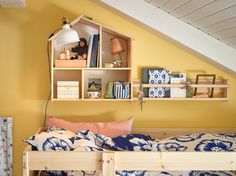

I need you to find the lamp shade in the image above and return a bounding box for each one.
[55,24,80,46]
[111,37,124,54]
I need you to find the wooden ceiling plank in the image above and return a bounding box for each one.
[183,0,236,23]
[202,16,236,33]
[170,0,215,18]
[212,27,236,39]
[160,0,190,13]
[222,36,236,43]
[193,5,236,28]
[231,44,236,48]
[149,0,169,7]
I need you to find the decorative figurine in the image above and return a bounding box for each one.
[71,38,88,60]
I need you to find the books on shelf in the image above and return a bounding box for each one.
[104,81,130,99]
[86,35,93,67]
[87,34,99,68]
[113,82,130,99]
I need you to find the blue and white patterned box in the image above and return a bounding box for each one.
[148,69,171,98]
[149,70,165,84]
[149,87,165,98]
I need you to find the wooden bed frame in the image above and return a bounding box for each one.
[23,128,236,176]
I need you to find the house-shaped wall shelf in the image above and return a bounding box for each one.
[48,15,133,101]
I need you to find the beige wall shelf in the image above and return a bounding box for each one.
[49,16,133,101]
[53,67,132,71]
[133,79,229,102]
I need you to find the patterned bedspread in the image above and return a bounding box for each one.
[24,128,236,176]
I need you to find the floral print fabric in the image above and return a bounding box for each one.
[0,117,12,176]
[24,129,236,176]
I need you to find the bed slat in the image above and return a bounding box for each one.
[27,151,102,171]
[115,152,236,171]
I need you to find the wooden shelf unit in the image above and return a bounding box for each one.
[134,79,229,101]
[49,16,133,101]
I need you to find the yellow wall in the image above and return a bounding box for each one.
[0,0,236,175]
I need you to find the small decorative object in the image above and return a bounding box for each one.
[71,38,88,60]
[59,48,70,60]
[105,62,114,68]
[57,81,79,99]
[59,48,66,60]
[104,81,115,99]
[193,74,216,98]
[111,37,124,67]
[87,91,101,99]
[133,78,141,98]
[170,73,187,98]
[87,78,102,98]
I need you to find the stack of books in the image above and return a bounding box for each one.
[113,82,130,99]
[87,34,99,67]
[105,81,130,99]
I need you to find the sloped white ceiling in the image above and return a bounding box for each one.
[99,0,236,74]
[0,0,25,7]
[145,0,236,49]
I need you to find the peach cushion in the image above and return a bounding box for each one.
[46,116,134,137]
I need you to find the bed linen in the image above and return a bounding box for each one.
[24,128,236,176]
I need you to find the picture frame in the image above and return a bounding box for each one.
[193,74,216,98]
[87,78,102,99]
[88,78,102,92]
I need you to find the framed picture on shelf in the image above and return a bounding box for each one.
[194,74,216,98]
[88,78,102,91]
[87,78,102,99]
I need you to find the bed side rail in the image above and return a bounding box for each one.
[113,151,236,171]
[23,150,102,176]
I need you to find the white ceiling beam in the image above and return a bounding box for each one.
[99,0,236,73]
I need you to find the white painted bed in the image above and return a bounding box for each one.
[23,128,236,176]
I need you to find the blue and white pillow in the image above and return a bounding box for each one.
[24,129,75,151]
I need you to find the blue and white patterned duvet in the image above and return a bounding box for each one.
[25,128,236,176]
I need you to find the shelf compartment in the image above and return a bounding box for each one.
[83,70,131,99]
[53,70,82,100]
[101,27,131,68]
[53,17,100,68]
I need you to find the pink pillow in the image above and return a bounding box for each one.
[46,116,134,137]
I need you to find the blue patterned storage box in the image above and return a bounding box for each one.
[149,87,165,98]
[148,69,171,98]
